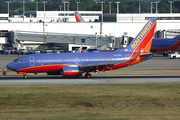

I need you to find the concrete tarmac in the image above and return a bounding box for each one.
[0,75,180,85]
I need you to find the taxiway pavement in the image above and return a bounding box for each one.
[0,75,180,85]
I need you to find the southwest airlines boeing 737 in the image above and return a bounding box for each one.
[151,36,180,54]
[6,17,157,78]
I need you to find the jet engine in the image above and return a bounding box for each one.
[61,66,82,76]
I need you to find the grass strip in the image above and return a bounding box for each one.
[0,84,180,120]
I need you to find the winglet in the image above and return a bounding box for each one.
[74,12,85,22]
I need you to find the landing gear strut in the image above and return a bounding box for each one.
[85,73,91,78]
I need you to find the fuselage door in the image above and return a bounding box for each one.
[29,56,35,66]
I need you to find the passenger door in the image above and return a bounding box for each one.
[29,56,35,66]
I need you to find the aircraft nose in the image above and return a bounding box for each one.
[6,62,15,71]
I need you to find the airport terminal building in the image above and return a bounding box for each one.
[0,11,180,52]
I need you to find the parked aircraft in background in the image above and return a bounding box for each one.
[74,12,85,22]
[6,18,157,78]
[151,36,180,55]
[72,46,83,53]
[122,35,180,56]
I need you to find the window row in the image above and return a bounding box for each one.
[36,58,125,63]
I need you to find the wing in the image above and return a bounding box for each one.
[79,60,126,72]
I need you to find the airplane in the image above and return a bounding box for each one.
[74,11,85,22]
[122,35,180,56]
[6,17,157,78]
[151,36,180,55]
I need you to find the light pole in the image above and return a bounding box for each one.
[67,2,70,16]
[35,2,39,12]
[169,0,174,13]
[155,0,160,13]
[59,5,62,11]
[108,2,112,14]
[22,0,26,16]
[42,1,47,21]
[6,0,11,18]
[42,1,47,34]
[64,1,66,17]
[149,0,155,14]
[138,0,141,13]
[42,1,47,13]
[76,0,80,11]
[115,1,120,14]
[99,0,105,35]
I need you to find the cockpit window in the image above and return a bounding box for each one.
[14,60,23,62]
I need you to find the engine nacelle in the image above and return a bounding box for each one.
[61,66,82,76]
[47,71,61,75]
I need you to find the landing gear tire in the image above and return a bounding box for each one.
[3,71,6,75]
[85,73,91,78]
[23,75,28,79]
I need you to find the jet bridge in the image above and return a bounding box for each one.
[155,29,180,38]
[10,31,114,47]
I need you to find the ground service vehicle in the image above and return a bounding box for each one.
[168,52,180,59]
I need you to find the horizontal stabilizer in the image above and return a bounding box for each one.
[126,49,141,62]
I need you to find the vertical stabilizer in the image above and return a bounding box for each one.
[114,17,157,54]
[74,12,85,22]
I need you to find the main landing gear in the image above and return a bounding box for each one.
[17,72,28,79]
[23,75,28,79]
[85,73,91,78]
